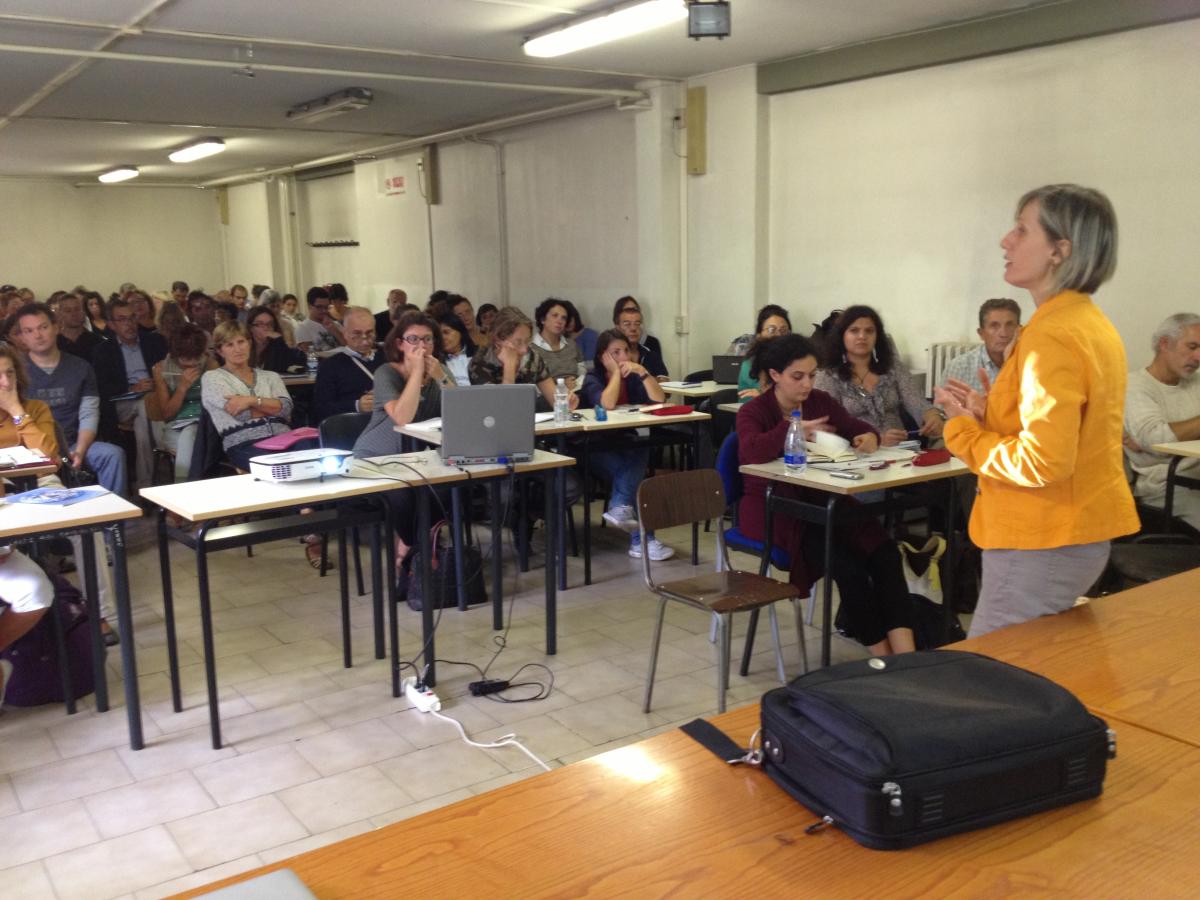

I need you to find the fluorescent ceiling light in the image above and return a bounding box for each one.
[286,87,373,124]
[98,166,139,184]
[169,138,226,163]
[524,0,687,58]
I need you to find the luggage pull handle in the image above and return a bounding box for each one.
[727,729,763,767]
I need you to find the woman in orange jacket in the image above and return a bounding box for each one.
[937,184,1137,636]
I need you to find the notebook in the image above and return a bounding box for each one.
[440,384,537,465]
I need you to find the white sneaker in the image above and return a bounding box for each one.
[602,505,639,533]
[628,537,676,561]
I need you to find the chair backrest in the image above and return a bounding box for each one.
[715,432,743,508]
[684,369,714,383]
[637,468,727,533]
[319,411,372,451]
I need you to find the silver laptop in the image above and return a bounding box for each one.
[712,355,742,385]
[440,384,536,465]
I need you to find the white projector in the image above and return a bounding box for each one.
[249,448,354,483]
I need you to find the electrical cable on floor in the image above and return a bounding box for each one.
[429,708,551,771]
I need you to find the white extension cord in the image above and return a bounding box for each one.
[403,677,551,772]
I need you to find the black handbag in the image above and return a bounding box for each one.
[405,520,488,612]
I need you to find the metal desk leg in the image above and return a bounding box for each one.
[195,525,222,749]
[338,528,351,667]
[490,479,503,631]
[544,469,558,655]
[1164,456,1182,531]
[157,508,182,712]
[582,435,593,585]
[369,512,384,660]
[80,533,107,713]
[386,505,401,698]
[821,496,838,669]
[50,593,76,715]
[555,434,568,591]
[517,479,530,573]
[452,487,467,611]
[943,478,959,633]
[417,487,435,687]
[741,482,779,675]
[109,522,143,751]
[691,420,700,565]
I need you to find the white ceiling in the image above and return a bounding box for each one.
[0,0,1047,184]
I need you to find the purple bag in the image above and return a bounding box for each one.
[0,573,95,707]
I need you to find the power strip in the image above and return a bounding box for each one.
[403,676,441,713]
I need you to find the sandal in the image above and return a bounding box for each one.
[304,539,334,570]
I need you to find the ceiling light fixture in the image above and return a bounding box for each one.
[286,87,373,124]
[168,138,227,163]
[98,166,139,184]
[523,0,687,58]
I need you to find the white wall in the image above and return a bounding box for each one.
[768,19,1200,370]
[0,180,223,298]
[221,181,274,291]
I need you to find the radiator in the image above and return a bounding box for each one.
[926,342,980,398]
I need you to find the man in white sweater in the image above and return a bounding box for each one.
[1124,313,1200,528]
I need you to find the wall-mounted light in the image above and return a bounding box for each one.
[98,166,139,184]
[169,138,226,163]
[523,0,687,58]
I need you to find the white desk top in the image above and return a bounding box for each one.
[739,455,969,496]
[399,407,710,445]
[140,450,574,522]
[716,402,741,415]
[659,380,734,398]
[1150,440,1200,460]
[0,491,142,539]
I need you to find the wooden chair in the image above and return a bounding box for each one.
[635,469,808,714]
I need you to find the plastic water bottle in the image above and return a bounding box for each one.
[554,377,570,424]
[306,349,319,377]
[783,409,807,474]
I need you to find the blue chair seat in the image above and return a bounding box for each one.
[724,527,791,571]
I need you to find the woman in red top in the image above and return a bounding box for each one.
[737,334,915,656]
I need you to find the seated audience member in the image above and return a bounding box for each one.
[201,321,294,471]
[353,312,450,568]
[155,300,189,348]
[171,281,190,305]
[475,303,498,338]
[437,315,475,386]
[83,291,110,340]
[151,324,215,481]
[1124,313,1200,529]
[532,298,586,389]
[251,284,269,304]
[737,305,792,403]
[281,294,305,326]
[451,294,489,349]
[561,300,597,367]
[615,303,668,380]
[229,284,250,315]
[130,290,158,334]
[327,283,350,325]
[256,290,295,347]
[3,315,24,351]
[247,306,305,375]
[580,330,676,560]
[374,288,408,339]
[313,307,384,421]
[19,303,127,495]
[0,546,56,710]
[92,296,168,490]
[939,298,1022,396]
[613,296,663,359]
[214,301,240,325]
[54,293,102,361]
[814,305,942,446]
[187,290,217,336]
[0,343,58,462]
[295,286,343,354]
[468,306,579,412]
[737,334,915,656]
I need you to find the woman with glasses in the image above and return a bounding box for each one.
[814,305,942,446]
[737,305,792,403]
[468,306,579,412]
[246,307,305,374]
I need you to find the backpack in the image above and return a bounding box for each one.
[0,572,95,707]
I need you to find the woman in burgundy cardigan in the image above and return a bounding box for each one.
[736,334,915,656]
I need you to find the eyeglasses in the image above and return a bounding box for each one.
[401,334,435,345]
[763,325,790,336]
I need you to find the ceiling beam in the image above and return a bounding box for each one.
[757,0,1200,94]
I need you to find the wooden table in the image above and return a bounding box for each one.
[740,455,970,666]
[184,576,1200,898]
[1149,439,1200,529]
[0,492,144,749]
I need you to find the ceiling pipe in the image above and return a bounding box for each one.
[0,11,678,82]
[0,42,649,100]
[198,97,616,188]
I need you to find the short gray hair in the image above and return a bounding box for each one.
[1151,313,1200,354]
[977,298,1021,328]
[1017,184,1117,295]
[256,289,281,307]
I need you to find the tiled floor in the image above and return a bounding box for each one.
[0,511,872,899]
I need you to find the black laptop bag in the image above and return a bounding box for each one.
[758,650,1115,849]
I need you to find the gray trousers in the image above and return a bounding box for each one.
[968,542,1111,638]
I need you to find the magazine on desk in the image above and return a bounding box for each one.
[0,446,51,468]
[805,445,917,469]
[6,485,110,507]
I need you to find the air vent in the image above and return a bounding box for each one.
[917,792,944,825]
[271,465,292,480]
[1064,755,1089,787]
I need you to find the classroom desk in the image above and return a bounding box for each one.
[659,379,733,399]
[185,592,1200,899]
[0,492,144,749]
[279,373,315,387]
[717,401,741,414]
[740,455,970,667]
[1149,439,1200,529]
